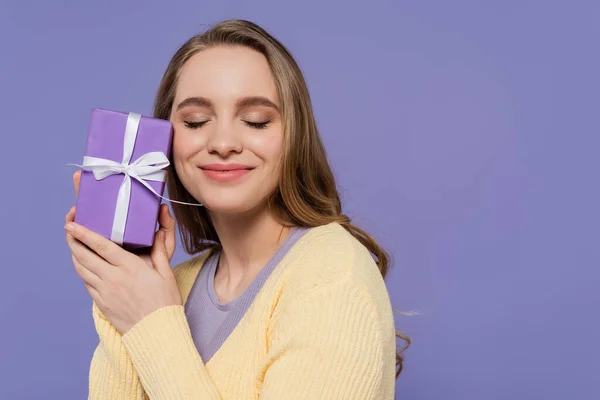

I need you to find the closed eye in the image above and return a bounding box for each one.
[184,120,209,129]
[184,120,271,129]
[244,120,271,129]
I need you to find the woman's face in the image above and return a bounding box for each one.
[170,46,284,215]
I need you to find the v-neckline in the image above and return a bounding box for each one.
[184,226,311,363]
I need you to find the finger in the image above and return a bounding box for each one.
[157,204,176,259]
[71,252,103,289]
[66,232,113,280]
[83,282,103,305]
[65,206,76,224]
[73,170,82,197]
[65,222,129,267]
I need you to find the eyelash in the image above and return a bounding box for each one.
[245,120,271,129]
[183,120,271,130]
[184,121,208,129]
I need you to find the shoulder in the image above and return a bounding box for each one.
[285,223,389,295]
[269,223,397,369]
[278,222,395,324]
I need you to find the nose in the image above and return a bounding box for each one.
[206,120,243,157]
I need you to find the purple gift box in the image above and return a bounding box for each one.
[74,108,173,250]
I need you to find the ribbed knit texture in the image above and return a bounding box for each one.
[88,222,397,399]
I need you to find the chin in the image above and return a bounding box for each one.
[201,193,266,215]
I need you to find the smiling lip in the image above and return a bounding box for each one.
[199,163,253,182]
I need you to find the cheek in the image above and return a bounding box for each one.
[171,134,200,181]
[172,130,201,161]
[247,132,284,167]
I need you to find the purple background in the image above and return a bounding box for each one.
[1,1,598,399]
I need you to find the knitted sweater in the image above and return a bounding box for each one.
[88,222,397,399]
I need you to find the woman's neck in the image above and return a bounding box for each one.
[208,205,291,282]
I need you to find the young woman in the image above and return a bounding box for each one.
[65,19,407,399]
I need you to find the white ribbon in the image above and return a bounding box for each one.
[69,112,202,245]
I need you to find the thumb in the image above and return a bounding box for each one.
[151,230,172,278]
[158,204,176,260]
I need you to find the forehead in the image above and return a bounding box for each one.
[174,46,279,105]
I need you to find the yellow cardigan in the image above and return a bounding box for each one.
[88,223,397,399]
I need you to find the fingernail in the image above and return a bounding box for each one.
[64,223,75,232]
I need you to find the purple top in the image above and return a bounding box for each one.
[184,226,311,363]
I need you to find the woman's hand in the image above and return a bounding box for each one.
[65,171,182,334]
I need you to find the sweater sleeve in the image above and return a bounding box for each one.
[259,279,392,399]
[88,301,148,400]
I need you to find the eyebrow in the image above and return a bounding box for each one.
[175,96,280,112]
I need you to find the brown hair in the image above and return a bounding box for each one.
[153,19,409,377]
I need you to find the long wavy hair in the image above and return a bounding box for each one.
[152,19,409,377]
